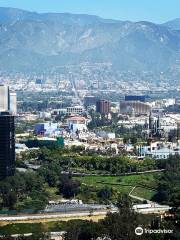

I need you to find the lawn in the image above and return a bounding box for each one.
[74,173,161,201]
[132,187,156,200]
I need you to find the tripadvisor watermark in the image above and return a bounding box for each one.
[135,226,173,236]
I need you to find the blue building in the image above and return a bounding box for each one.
[125,95,146,102]
[35,122,58,136]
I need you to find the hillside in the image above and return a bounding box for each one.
[0,7,180,73]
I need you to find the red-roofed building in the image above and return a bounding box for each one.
[67,116,88,133]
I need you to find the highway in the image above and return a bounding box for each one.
[0,209,117,222]
[0,201,171,223]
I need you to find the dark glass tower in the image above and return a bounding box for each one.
[0,111,15,178]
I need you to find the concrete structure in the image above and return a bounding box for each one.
[96,131,116,139]
[66,106,84,115]
[0,111,15,178]
[0,85,17,114]
[0,85,9,112]
[10,92,17,115]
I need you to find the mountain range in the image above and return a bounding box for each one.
[0,7,180,73]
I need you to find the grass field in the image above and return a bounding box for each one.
[74,173,161,201]
[132,187,156,200]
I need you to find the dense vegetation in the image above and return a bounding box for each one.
[1,144,170,210]
[17,146,158,174]
[0,143,160,210]
[153,155,180,208]
[0,152,180,239]
[64,194,180,240]
[0,169,80,210]
[1,194,179,240]
[0,171,48,210]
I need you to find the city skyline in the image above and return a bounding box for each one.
[0,0,180,23]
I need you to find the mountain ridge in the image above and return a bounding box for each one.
[0,7,180,73]
[0,7,123,25]
[163,18,180,30]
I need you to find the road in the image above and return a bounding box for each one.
[0,209,117,222]
[129,186,171,214]
[71,79,83,106]
[62,169,165,177]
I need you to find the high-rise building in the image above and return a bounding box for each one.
[84,96,98,107]
[0,85,17,115]
[10,92,17,115]
[0,112,15,178]
[96,100,111,115]
[0,85,10,112]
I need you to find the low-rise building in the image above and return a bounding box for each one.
[66,106,84,115]
[35,122,58,136]
[67,116,88,133]
[136,141,180,159]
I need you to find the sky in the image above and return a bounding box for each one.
[0,0,179,23]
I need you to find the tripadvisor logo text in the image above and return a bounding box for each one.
[135,226,173,236]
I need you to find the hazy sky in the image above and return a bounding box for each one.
[0,0,179,23]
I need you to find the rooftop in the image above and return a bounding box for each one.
[67,116,87,121]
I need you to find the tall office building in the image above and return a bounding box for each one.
[0,85,10,112]
[0,112,15,178]
[0,85,17,115]
[10,92,17,115]
[84,96,98,107]
[96,100,111,115]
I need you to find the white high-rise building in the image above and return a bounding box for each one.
[0,85,17,114]
[0,85,9,112]
[10,92,17,115]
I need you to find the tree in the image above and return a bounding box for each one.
[59,175,81,198]
[153,156,180,207]
[97,187,113,202]
[2,191,17,209]
[64,220,104,240]
[101,194,148,240]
